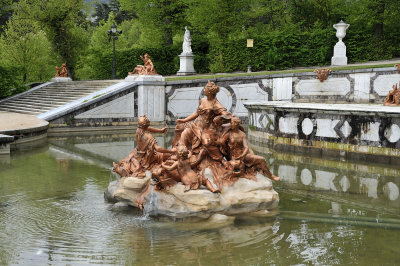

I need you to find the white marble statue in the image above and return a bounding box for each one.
[177,26,196,75]
[182,26,192,55]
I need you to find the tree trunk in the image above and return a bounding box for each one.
[373,0,385,38]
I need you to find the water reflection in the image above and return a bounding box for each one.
[250,143,400,210]
[1,132,399,264]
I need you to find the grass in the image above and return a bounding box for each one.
[165,63,399,82]
[82,93,105,103]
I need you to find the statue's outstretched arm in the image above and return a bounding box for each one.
[154,144,174,154]
[176,111,199,123]
[147,126,167,134]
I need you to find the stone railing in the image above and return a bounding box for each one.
[244,101,400,162]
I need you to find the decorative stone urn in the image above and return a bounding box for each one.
[331,20,350,66]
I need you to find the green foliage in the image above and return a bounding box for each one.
[119,0,187,46]
[14,0,90,77]
[0,15,56,82]
[77,46,181,80]
[0,65,26,99]
[207,28,335,73]
[1,0,400,86]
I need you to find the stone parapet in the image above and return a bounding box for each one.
[245,101,400,163]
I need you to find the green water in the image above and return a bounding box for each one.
[0,133,399,265]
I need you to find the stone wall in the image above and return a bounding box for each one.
[165,77,270,122]
[165,66,400,123]
[42,66,399,129]
[245,102,400,163]
[292,67,400,103]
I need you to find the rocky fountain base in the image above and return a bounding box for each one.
[105,171,279,219]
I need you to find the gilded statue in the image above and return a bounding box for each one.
[112,81,279,205]
[221,116,279,181]
[128,53,158,75]
[395,64,400,74]
[55,63,68,77]
[112,115,173,178]
[314,68,331,82]
[162,146,219,193]
[384,82,400,106]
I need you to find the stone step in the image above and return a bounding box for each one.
[0,102,53,112]
[0,80,123,115]
[44,87,111,91]
[26,91,92,97]
[0,107,40,115]
[11,98,69,105]
[7,99,63,108]
[23,93,83,100]
[50,83,119,88]
[38,89,100,93]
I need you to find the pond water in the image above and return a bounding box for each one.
[0,133,399,265]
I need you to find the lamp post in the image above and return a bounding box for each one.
[107,23,122,79]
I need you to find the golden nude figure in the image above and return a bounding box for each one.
[162,146,219,193]
[222,116,280,181]
[112,115,173,178]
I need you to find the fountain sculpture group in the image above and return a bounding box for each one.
[105,73,279,218]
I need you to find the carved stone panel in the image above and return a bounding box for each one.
[296,78,350,96]
[373,74,400,96]
[230,83,268,115]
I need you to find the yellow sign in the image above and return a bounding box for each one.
[247,39,254,47]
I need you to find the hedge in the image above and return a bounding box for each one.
[79,28,400,80]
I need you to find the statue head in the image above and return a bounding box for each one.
[138,115,150,129]
[177,145,189,159]
[204,81,220,97]
[231,116,241,129]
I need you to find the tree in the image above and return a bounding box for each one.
[14,0,89,77]
[119,0,187,47]
[74,13,142,79]
[0,0,13,33]
[93,0,132,26]
[0,15,56,82]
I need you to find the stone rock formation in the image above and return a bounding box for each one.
[105,171,279,219]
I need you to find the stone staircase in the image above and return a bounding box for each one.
[0,80,121,116]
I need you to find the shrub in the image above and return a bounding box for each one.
[0,65,26,99]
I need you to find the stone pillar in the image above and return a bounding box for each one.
[0,134,14,155]
[125,75,165,121]
[331,20,350,66]
[273,77,293,101]
[177,54,196,76]
[50,77,72,82]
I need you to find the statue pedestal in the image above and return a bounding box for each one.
[177,53,196,76]
[331,41,348,66]
[125,75,165,122]
[50,77,72,82]
[105,172,279,219]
